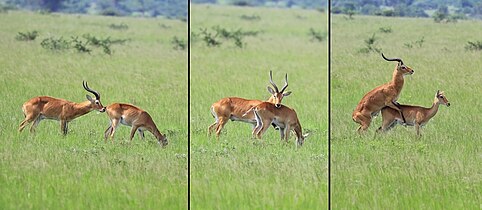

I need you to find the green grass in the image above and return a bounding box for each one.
[331,14,481,209]
[190,4,328,209]
[0,11,187,209]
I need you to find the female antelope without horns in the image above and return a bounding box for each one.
[104,103,168,146]
[18,81,105,135]
[250,102,308,146]
[352,53,414,133]
[208,70,291,137]
[377,90,450,136]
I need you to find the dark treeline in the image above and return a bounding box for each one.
[1,0,187,19]
[191,0,327,10]
[331,0,482,19]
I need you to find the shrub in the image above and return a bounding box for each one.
[240,14,260,21]
[359,33,381,53]
[40,37,71,51]
[465,41,482,51]
[171,36,186,50]
[108,23,128,30]
[15,31,39,41]
[200,28,221,47]
[309,28,325,42]
[378,27,392,33]
[71,36,92,53]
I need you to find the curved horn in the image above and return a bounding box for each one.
[381,53,403,65]
[280,73,288,93]
[83,81,101,100]
[269,70,279,93]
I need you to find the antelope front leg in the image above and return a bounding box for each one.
[29,117,42,133]
[60,120,68,135]
[415,123,421,137]
[104,123,113,142]
[109,119,120,142]
[129,126,140,141]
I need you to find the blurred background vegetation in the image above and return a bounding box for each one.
[0,0,187,19]
[331,0,482,20]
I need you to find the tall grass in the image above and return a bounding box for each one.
[331,14,481,209]
[0,11,187,209]
[190,4,328,209]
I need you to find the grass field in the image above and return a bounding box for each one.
[190,4,328,209]
[331,14,481,209]
[0,11,187,209]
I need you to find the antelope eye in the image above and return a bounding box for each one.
[95,101,99,104]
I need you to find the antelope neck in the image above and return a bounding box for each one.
[69,101,93,119]
[391,67,405,90]
[426,101,440,120]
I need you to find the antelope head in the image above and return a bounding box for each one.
[435,90,450,107]
[382,53,414,75]
[297,133,310,147]
[83,81,106,112]
[267,70,292,108]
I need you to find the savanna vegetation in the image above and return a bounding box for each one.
[190,4,328,209]
[0,10,187,209]
[331,14,481,209]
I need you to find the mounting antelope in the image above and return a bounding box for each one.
[248,103,309,146]
[377,90,450,136]
[104,103,168,146]
[352,53,414,133]
[18,81,105,135]
[208,71,291,137]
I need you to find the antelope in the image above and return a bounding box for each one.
[104,103,168,146]
[377,90,450,136]
[249,102,309,146]
[208,71,291,137]
[18,81,105,135]
[352,53,414,133]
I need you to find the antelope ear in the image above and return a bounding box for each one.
[436,90,440,96]
[283,91,292,97]
[86,95,94,102]
[267,86,275,94]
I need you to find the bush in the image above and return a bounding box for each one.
[465,41,482,51]
[240,14,261,21]
[171,36,186,50]
[71,36,92,53]
[200,28,221,47]
[378,27,392,33]
[359,33,381,53]
[309,28,325,42]
[108,23,128,30]
[15,31,39,41]
[40,37,71,51]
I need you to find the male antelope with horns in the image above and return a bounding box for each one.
[377,90,450,136]
[208,71,291,137]
[18,81,105,135]
[352,53,414,133]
